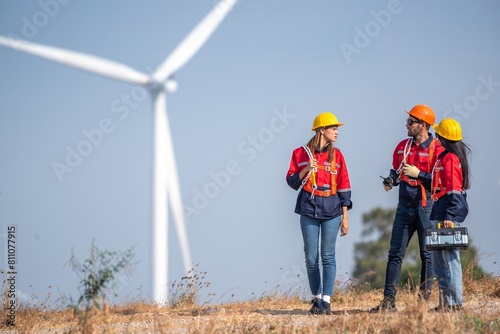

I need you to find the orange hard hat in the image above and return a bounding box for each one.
[405,104,436,126]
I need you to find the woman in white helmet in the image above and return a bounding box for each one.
[286,112,352,315]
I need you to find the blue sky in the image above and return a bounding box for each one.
[1,0,499,306]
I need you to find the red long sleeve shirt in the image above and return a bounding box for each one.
[389,135,444,207]
[286,144,352,219]
[430,151,469,222]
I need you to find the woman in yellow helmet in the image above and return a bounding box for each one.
[286,112,352,315]
[430,118,471,312]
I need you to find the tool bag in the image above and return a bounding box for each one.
[425,225,469,250]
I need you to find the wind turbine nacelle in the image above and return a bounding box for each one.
[147,77,178,93]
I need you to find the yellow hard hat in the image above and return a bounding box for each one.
[433,118,463,141]
[312,112,344,131]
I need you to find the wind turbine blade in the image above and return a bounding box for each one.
[152,91,169,304]
[0,36,150,85]
[163,105,193,274]
[153,0,237,82]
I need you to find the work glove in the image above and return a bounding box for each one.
[403,163,420,178]
[381,176,393,192]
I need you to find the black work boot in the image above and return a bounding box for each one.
[369,297,397,313]
[309,298,324,315]
[322,300,331,315]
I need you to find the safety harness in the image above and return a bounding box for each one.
[397,138,436,207]
[299,145,337,199]
[431,152,448,201]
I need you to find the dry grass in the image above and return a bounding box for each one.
[2,275,499,334]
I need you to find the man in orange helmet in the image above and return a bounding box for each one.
[370,104,444,313]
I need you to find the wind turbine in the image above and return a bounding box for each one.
[0,0,237,304]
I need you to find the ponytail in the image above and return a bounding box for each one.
[306,131,335,163]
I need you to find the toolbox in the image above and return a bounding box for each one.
[425,227,469,250]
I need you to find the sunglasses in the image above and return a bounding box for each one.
[406,118,423,125]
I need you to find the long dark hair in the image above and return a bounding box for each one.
[436,134,471,190]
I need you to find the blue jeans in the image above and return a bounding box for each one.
[431,220,463,306]
[383,204,434,300]
[300,215,342,296]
